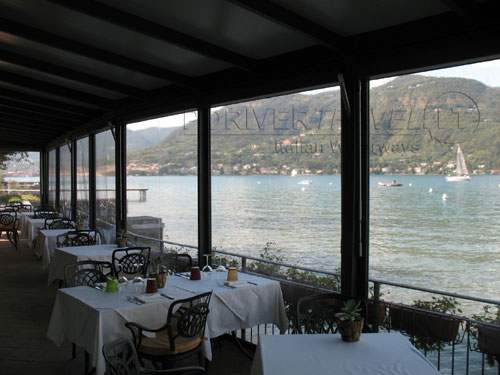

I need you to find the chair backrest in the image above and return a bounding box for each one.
[57,230,99,247]
[112,247,151,278]
[166,291,212,352]
[64,260,114,287]
[296,293,368,334]
[163,253,193,274]
[34,209,58,219]
[47,218,75,230]
[15,204,32,213]
[0,213,16,229]
[102,338,207,375]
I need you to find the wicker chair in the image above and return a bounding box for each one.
[296,293,368,334]
[0,213,19,250]
[103,338,206,375]
[125,292,212,369]
[56,230,99,247]
[112,247,151,279]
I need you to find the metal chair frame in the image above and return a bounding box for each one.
[112,247,151,278]
[0,212,19,250]
[56,230,99,247]
[45,218,74,230]
[64,260,114,288]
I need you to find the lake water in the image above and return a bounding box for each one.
[127,174,500,308]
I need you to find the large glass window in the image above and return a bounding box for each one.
[369,61,500,373]
[95,130,116,243]
[211,89,342,285]
[59,144,71,217]
[0,152,41,208]
[48,149,57,208]
[126,113,198,252]
[76,137,90,226]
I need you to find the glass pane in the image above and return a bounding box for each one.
[48,149,57,208]
[211,89,342,288]
[126,113,198,253]
[77,137,90,226]
[59,144,71,217]
[0,152,40,208]
[95,130,116,243]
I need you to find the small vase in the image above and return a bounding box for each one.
[117,238,127,247]
[154,272,167,288]
[75,224,83,231]
[337,318,364,342]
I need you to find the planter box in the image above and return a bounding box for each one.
[389,305,460,342]
[368,301,387,326]
[477,324,500,357]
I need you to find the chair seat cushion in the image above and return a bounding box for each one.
[139,331,202,356]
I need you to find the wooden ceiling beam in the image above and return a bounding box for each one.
[0,98,89,122]
[0,71,115,109]
[0,17,196,89]
[48,0,257,72]
[0,87,96,116]
[0,107,80,126]
[227,0,346,53]
[0,50,146,98]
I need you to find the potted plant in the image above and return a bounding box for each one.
[150,256,167,288]
[389,296,461,352]
[116,229,127,247]
[74,214,84,231]
[335,299,364,342]
[472,306,500,367]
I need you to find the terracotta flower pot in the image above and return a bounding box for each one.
[116,238,127,247]
[337,318,364,342]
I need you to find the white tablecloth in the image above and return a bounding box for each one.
[37,229,80,268]
[24,217,55,248]
[18,212,34,233]
[47,273,288,375]
[250,333,440,375]
[48,244,118,285]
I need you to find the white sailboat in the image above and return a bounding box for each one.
[446,144,471,182]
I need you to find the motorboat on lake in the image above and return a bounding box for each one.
[378,180,403,187]
[298,180,312,185]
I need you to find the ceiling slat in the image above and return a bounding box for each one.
[0,87,97,116]
[0,98,89,122]
[0,17,196,89]
[0,107,80,126]
[0,119,66,135]
[0,112,76,129]
[0,71,115,109]
[48,0,257,72]
[1,50,146,98]
[227,0,346,53]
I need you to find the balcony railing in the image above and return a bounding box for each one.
[126,231,500,375]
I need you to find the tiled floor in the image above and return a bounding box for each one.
[0,237,252,374]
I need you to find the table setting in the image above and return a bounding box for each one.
[47,267,288,375]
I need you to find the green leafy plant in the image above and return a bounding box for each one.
[116,229,127,239]
[335,299,362,321]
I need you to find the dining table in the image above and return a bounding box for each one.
[23,217,62,249]
[249,332,440,375]
[47,272,288,375]
[48,244,118,285]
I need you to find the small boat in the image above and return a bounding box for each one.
[298,180,312,185]
[378,181,403,187]
[446,144,471,182]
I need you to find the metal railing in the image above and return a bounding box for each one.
[125,232,500,375]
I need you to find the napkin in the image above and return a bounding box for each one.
[134,293,164,303]
[223,280,251,288]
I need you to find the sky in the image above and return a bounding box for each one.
[128,58,500,130]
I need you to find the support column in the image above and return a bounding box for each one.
[340,72,370,301]
[114,122,127,232]
[198,103,211,268]
[55,147,60,212]
[89,134,96,229]
[40,150,48,209]
[71,139,77,221]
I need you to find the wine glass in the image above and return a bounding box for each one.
[215,265,226,283]
[202,254,213,273]
[132,276,144,293]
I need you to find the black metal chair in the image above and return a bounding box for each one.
[102,338,206,375]
[163,253,193,274]
[0,212,19,250]
[56,230,99,247]
[34,209,58,219]
[15,204,33,213]
[112,247,151,279]
[64,260,114,288]
[45,217,74,230]
[125,291,212,369]
[296,293,368,334]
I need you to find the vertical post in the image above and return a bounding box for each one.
[198,103,211,268]
[71,139,77,221]
[89,134,96,229]
[40,150,48,208]
[55,147,60,212]
[340,72,369,301]
[114,122,127,232]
